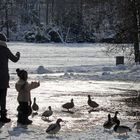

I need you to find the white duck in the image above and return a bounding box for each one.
[46,118,63,135]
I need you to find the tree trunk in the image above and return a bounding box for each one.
[5,3,9,40]
[132,0,140,64]
[46,0,49,25]
[51,0,54,23]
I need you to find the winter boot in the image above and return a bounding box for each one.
[24,118,32,125]
[0,110,11,123]
[17,113,32,125]
[24,114,32,125]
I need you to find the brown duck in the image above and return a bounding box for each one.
[32,97,39,112]
[46,118,63,135]
[114,119,131,135]
[87,95,99,109]
[103,114,115,129]
[62,98,74,111]
[42,106,53,120]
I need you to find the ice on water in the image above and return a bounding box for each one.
[0,42,140,140]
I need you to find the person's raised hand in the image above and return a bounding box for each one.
[16,52,20,58]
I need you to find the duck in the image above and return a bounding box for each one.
[46,118,63,135]
[87,95,99,109]
[133,121,140,132]
[42,106,53,120]
[32,97,39,112]
[103,114,115,129]
[114,119,131,135]
[112,111,119,124]
[62,98,74,111]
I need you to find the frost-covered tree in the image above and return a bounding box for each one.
[0,0,138,43]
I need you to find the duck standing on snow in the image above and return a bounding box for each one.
[133,121,140,132]
[42,106,53,120]
[32,97,39,113]
[103,114,115,130]
[62,98,74,111]
[112,111,119,124]
[114,119,131,135]
[87,95,99,109]
[46,118,63,135]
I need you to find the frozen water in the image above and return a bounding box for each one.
[0,42,140,140]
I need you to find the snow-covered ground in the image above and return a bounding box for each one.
[0,42,140,140]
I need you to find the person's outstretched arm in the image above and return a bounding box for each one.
[29,81,40,90]
[7,48,20,62]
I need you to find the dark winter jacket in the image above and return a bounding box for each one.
[0,43,20,89]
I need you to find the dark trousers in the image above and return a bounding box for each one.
[17,102,32,116]
[17,102,32,122]
[0,88,7,112]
